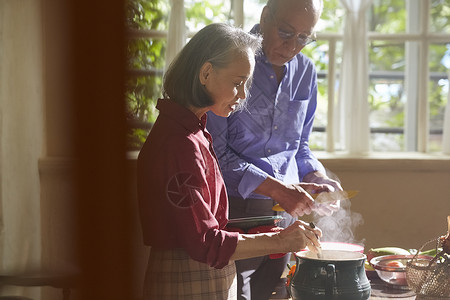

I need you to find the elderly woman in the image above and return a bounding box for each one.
[137,23,324,300]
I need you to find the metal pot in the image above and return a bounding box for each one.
[290,250,371,300]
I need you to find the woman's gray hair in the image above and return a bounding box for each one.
[163,23,262,108]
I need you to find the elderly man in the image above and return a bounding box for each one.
[207,0,343,299]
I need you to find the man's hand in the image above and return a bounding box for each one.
[303,171,343,192]
[303,171,343,216]
[254,177,332,217]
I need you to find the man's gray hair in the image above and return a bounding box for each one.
[267,0,323,15]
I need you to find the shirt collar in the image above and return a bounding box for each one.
[156,98,206,133]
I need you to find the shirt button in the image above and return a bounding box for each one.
[267,149,271,153]
[274,125,278,130]
[270,75,274,79]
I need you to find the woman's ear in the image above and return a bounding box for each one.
[199,62,213,85]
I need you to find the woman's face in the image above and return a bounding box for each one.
[200,48,255,117]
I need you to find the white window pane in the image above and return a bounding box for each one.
[370,0,406,33]
[430,0,450,33]
[428,43,450,152]
[185,0,231,32]
[243,0,265,32]
[368,41,406,151]
[315,0,344,33]
[308,40,343,151]
[127,0,170,30]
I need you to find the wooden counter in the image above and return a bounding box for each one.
[369,277,416,299]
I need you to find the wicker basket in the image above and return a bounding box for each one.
[406,239,450,298]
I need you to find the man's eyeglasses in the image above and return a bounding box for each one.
[268,9,316,47]
[277,29,316,47]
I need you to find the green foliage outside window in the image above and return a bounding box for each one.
[126,0,168,149]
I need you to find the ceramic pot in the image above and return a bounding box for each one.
[290,250,371,300]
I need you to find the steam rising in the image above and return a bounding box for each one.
[313,169,365,246]
[314,199,365,246]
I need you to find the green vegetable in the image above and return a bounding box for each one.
[419,248,442,257]
[367,247,411,261]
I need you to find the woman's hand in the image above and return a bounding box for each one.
[278,220,322,254]
[230,220,323,261]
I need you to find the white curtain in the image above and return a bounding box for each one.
[0,0,43,298]
[233,0,244,27]
[443,69,450,154]
[336,0,373,154]
[164,0,186,68]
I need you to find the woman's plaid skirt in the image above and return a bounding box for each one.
[143,248,237,300]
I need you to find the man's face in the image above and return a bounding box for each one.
[260,0,320,66]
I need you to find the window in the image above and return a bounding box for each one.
[364,0,450,152]
[125,0,232,149]
[126,0,169,149]
[126,0,450,154]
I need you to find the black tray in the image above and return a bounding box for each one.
[227,216,284,231]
